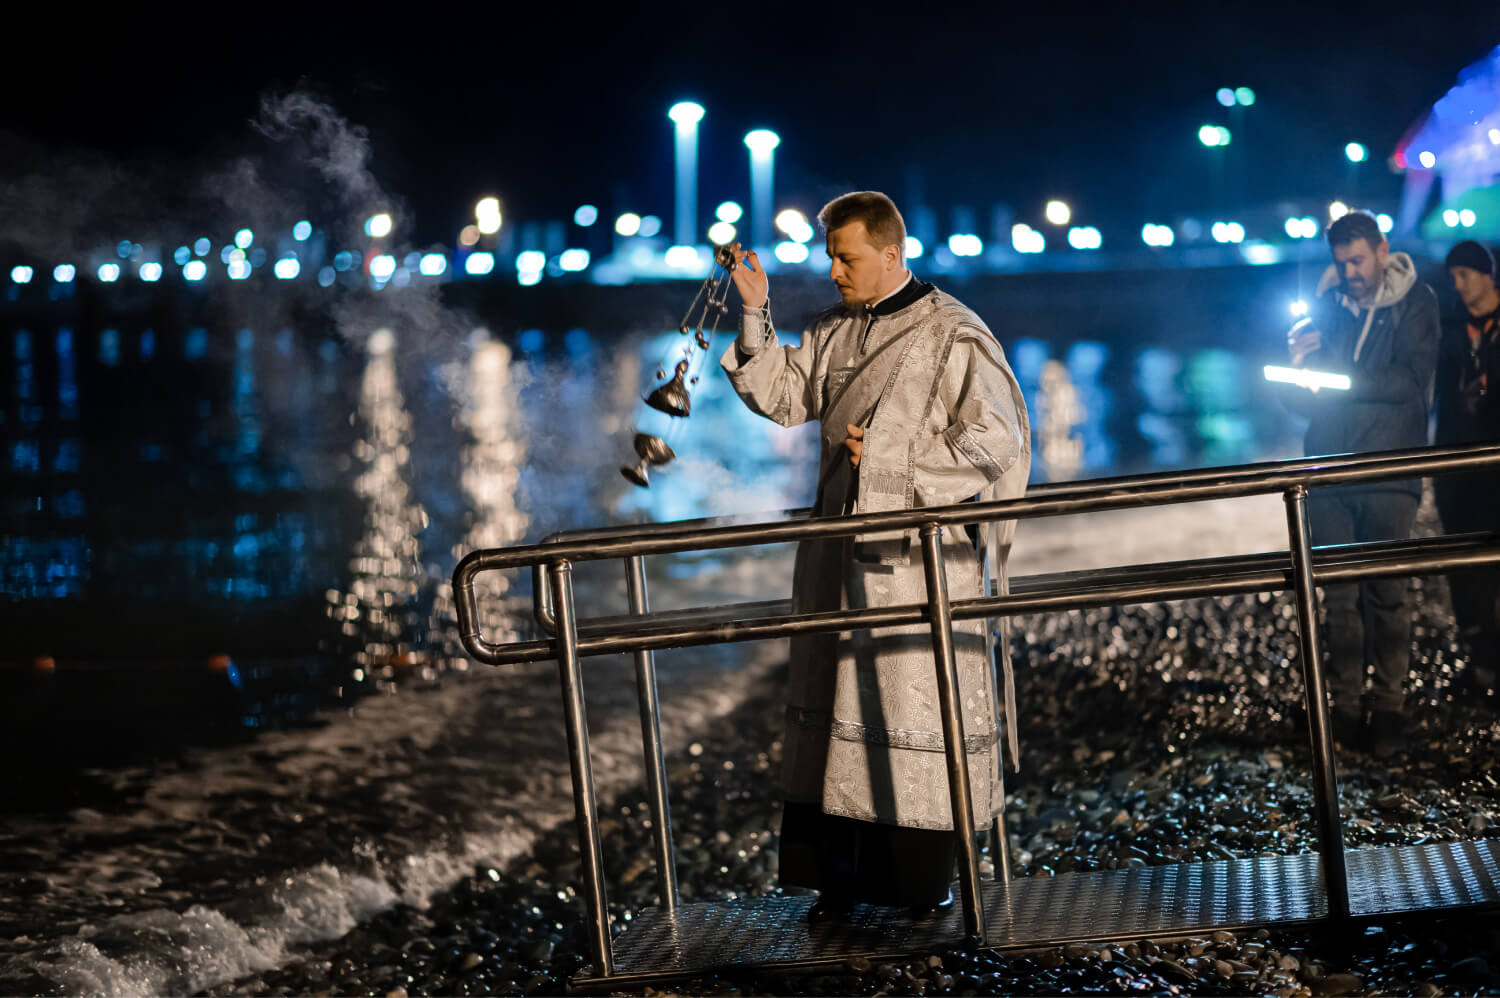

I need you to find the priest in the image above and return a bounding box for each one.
[722,191,1032,920]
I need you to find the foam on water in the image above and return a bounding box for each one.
[3,604,783,996]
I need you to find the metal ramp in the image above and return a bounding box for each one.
[451,443,1500,989]
[581,841,1500,988]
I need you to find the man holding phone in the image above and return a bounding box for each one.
[1281,209,1439,757]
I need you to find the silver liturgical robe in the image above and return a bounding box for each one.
[721,280,1032,831]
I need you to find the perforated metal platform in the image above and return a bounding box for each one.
[576,840,1500,989]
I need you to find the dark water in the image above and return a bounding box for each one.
[0,299,1311,994]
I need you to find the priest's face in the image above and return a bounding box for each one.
[826,222,903,305]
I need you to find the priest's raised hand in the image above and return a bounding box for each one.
[728,242,768,309]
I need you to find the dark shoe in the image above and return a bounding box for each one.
[806,894,854,924]
[1363,709,1407,760]
[909,888,954,921]
[1332,708,1362,748]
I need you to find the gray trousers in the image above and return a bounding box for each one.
[1309,488,1420,715]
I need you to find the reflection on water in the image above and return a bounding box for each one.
[1,319,1303,681]
[323,328,430,689]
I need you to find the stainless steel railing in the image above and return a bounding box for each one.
[453,441,1500,976]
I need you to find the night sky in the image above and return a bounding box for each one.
[4,3,1499,246]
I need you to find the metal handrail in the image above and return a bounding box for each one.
[503,442,1500,643]
[482,531,1500,666]
[452,441,1500,976]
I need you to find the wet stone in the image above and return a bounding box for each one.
[1311,971,1364,995]
[1452,955,1490,980]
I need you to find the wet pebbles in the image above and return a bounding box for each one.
[210,574,1500,996]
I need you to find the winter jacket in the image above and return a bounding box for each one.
[1281,252,1440,495]
[1433,304,1500,447]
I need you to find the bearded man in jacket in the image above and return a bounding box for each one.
[1283,209,1439,757]
[721,191,1031,921]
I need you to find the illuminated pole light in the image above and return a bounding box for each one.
[183,260,207,282]
[904,236,924,259]
[1011,224,1045,254]
[418,253,448,276]
[1044,200,1071,225]
[707,221,737,245]
[1211,222,1245,244]
[274,258,300,280]
[173,246,191,265]
[745,129,780,252]
[1199,125,1224,147]
[1216,88,1236,107]
[365,213,393,238]
[193,237,211,257]
[459,225,480,247]
[227,259,252,280]
[774,208,813,243]
[1376,213,1394,233]
[139,262,162,282]
[293,220,312,241]
[716,201,743,224]
[1234,87,1255,106]
[665,245,703,270]
[615,212,642,237]
[10,265,33,284]
[1345,142,1367,163]
[234,228,254,249]
[1328,201,1349,221]
[947,233,983,257]
[1290,300,1309,317]
[773,241,810,264]
[558,249,591,271]
[669,101,705,246]
[1066,226,1101,250]
[368,254,396,281]
[638,215,663,238]
[1418,150,1436,169]
[1443,209,1460,227]
[744,128,780,250]
[98,263,120,282]
[1285,217,1302,239]
[514,250,543,284]
[466,252,497,276]
[475,197,502,235]
[1460,209,1477,228]
[1141,223,1174,247]
[573,205,598,227]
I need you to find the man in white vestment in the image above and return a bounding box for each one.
[722,191,1032,921]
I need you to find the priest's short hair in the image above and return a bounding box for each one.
[818,191,907,258]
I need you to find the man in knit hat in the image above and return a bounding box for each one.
[1282,209,1440,757]
[1434,239,1500,702]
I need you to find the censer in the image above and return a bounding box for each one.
[620,244,737,487]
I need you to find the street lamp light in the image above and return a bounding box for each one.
[669,102,705,246]
[744,129,781,253]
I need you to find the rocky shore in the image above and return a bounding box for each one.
[210,575,1500,997]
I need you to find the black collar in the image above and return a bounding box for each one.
[865,274,935,317]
